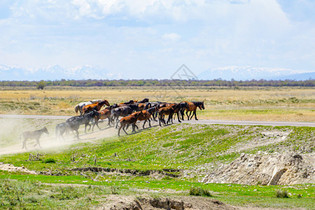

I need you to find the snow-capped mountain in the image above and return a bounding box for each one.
[198,66,315,81]
[1,64,314,81]
[0,65,120,81]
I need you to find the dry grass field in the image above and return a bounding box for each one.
[0,86,314,122]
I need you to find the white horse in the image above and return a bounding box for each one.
[74,99,102,115]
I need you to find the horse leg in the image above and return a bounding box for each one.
[180,110,185,120]
[115,117,120,129]
[188,111,194,120]
[75,129,80,140]
[148,119,151,127]
[143,120,146,129]
[36,138,41,148]
[123,124,128,135]
[132,123,138,133]
[153,112,158,121]
[107,117,111,127]
[194,110,198,120]
[22,138,27,149]
[118,124,122,136]
[166,115,170,124]
[186,111,190,120]
[177,112,182,123]
[84,124,88,133]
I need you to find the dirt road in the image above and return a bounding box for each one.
[1,114,314,127]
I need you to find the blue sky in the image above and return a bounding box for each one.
[0,0,315,79]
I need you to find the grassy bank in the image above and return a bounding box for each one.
[0,124,314,209]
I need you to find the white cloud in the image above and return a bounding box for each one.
[162,33,181,41]
[1,0,315,80]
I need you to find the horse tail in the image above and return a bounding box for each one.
[75,105,79,114]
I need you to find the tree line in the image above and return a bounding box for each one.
[0,79,314,89]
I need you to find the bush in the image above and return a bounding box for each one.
[276,190,289,198]
[110,186,120,195]
[43,158,56,163]
[189,187,212,197]
[37,80,46,90]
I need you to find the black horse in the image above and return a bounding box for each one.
[22,127,49,149]
[66,110,99,139]
[55,122,70,140]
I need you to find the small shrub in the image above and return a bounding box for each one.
[110,186,120,195]
[43,158,56,163]
[189,187,212,197]
[276,190,289,198]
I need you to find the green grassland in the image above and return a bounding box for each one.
[0,124,314,209]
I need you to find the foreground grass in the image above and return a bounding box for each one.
[0,124,314,208]
[0,172,314,209]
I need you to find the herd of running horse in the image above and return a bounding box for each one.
[21,98,205,149]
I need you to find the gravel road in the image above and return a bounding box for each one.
[0,114,314,127]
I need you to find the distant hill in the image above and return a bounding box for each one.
[198,66,314,81]
[0,64,118,81]
[273,72,315,80]
[1,64,314,81]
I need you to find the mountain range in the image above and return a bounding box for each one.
[0,65,120,81]
[197,66,315,81]
[0,64,314,81]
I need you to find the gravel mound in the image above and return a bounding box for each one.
[0,162,37,174]
[202,153,314,185]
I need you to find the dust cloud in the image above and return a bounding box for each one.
[0,118,118,156]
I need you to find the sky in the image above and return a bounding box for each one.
[0,0,315,79]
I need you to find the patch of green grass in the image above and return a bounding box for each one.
[0,124,313,174]
[0,172,314,209]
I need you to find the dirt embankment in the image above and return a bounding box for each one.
[203,153,315,185]
[99,195,236,210]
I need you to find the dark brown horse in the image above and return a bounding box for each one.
[182,101,205,120]
[158,103,181,126]
[82,100,110,114]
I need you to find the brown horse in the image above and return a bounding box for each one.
[137,110,152,129]
[92,106,113,130]
[118,112,141,136]
[182,101,205,120]
[74,99,102,115]
[82,100,110,114]
[158,103,180,126]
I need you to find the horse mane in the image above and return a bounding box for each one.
[192,101,203,106]
[98,100,110,107]
[139,98,149,103]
